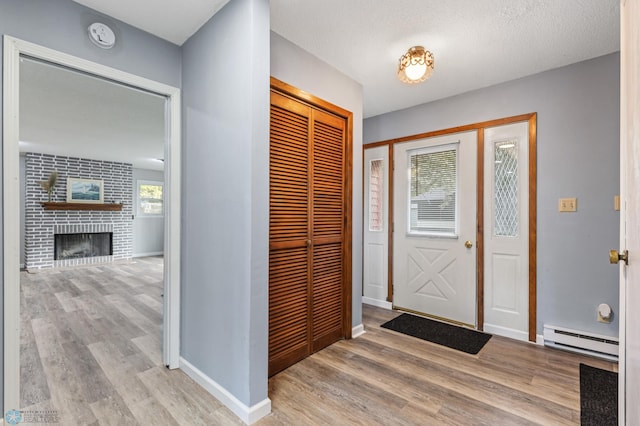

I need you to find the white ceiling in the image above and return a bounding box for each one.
[72,0,231,45]
[271,0,620,118]
[73,0,620,118]
[20,58,166,171]
[21,0,619,168]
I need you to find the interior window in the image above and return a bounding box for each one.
[137,180,164,216]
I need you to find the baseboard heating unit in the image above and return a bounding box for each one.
[543,324,618,361]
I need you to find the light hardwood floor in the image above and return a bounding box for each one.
[262,305,616,425]
[21,260,616,425]
[20,257,242,425]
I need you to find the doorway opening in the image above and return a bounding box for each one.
[3,37,182,413]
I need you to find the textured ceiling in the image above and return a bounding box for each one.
[72,0,230,45]
[270,0,620,117]
[28,0,620,165]
[70,0,620,118]
[20,58,166,171]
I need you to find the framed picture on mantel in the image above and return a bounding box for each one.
[66,177,104,204]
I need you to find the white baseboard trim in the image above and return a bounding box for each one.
[483,323,529,342]
[362,296,392,310]
[19,263,24,269]
[179,357,271,425]
[132,251,164,258]
[536,334,544,345]
[352,324,366,338]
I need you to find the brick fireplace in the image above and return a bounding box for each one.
[24,153,133,270]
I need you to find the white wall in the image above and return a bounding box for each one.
[270,31,365,329]
[132,168,164,257]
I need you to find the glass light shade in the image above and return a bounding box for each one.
[397,46,434,84]
[405,63,427,81]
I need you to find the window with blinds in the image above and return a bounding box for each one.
[408,144,458,236]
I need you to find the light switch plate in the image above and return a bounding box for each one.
[559,198,577,212]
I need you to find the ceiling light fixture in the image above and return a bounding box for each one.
[397,46,434,84]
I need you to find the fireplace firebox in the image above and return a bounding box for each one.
[54,232,113,260]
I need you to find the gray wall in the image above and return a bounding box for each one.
[270,32,365,329]
[181,0,269,408]
[364,53,620,338]
[1,0,181,412]
[132,168,164,257]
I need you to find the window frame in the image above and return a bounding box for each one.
[136,179,164,217]
[493,138,520,238]
[406,142,460,238]
[368,158,384,232]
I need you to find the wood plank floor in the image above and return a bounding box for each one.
[21,261,617,425]
[260,305,617,425]
[20,257,242,425]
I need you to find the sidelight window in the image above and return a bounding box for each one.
[369,159,384,231]
[493,139,519,237]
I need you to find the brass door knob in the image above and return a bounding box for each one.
[610,249,629,265]
[465,240,473,249]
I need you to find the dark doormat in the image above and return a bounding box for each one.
[380,313,491,354]
[580,363,618,426]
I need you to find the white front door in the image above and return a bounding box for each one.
[363,146,389,306]
[620,1,639,423]
[483,122,529,341]
[393,131,477,326]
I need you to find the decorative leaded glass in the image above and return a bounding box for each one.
[409,146,457,235]
[369,159,383,231]
[494,139,518,236]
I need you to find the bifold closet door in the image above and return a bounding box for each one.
[310,109,346,352]
[269,90,346,376]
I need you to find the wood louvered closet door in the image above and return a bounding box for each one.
[269,89,349,376]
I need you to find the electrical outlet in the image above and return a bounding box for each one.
[558,198,577,212]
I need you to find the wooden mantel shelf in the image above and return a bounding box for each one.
[40,202,123,211]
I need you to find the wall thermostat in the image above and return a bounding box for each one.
[88,22,116,49]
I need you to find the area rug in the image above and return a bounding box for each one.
[380,313,491,354]
[580,363,618,426]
